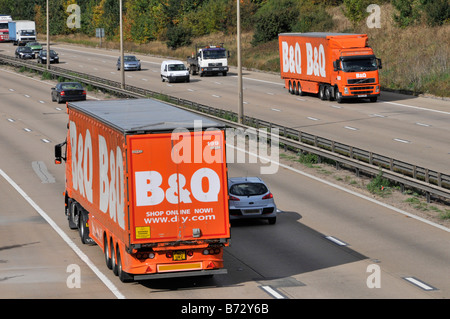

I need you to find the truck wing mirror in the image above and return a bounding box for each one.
[54,140,67,164]
[377,58,382,69]
[333,60,340,71]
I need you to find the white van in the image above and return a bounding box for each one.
[161,60,190,83]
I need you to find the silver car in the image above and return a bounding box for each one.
[117,55,141,71]
[228,177,277,224]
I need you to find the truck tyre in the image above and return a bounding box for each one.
[289,81,294,94]
[335,88,343,103]
[79,211,94,245]
[297,82,305,96]
[104,236,112,270]
[111,241,118,276]
[117,249,133,283]
[319,85,326,100]
[370,96,378,102]
[324,85,331,100]
[223,71,227,76]
[68,201,78,230]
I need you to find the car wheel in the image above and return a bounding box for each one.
[268,217,277,225]
[51,93,56,102]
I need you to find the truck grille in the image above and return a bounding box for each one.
[348,78,376,84]
[349,86,375,94]
[208,62,222,67]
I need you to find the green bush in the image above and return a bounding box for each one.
[251,0,299,46]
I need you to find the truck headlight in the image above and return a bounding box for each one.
[344,87,349,94]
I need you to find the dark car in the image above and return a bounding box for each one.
[228,177,277,224]
[51,82,86,103]
[116,55,141,71]
[15,46,34,59]
[37,49,59,64]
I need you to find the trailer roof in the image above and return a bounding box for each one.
[279,32,366,38]
[68,99,225,134]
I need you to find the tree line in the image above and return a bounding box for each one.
[1,0,448,49]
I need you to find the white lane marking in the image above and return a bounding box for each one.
[0,169,126,299]
[260,285,286,299]
[7,118,15,122]
[370,114,386,118]
[307,117,319,121]
[230,145,450,233]
[325,236,348,246]
[415,122,431,127]
[271,108,281,112]
[382,101,450,116]
[344,126,358,131]
[393,138,411,144]
[41,139,51,143]
[403,277,436,291]
[212,94,221,98]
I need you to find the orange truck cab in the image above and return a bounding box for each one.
[55,99,230,282]
[279,32,382,103]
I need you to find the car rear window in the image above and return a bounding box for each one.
[229,183,268,196]
[61,83,82,89]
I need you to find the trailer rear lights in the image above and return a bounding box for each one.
[203,248,221,255]
[166,251,173,259]
[187,250,194,257]
[206,261,215,269]
[136,252,155,260]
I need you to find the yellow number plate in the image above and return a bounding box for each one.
[173,250,186,261]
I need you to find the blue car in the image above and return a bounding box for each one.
[117,55,141,71]
[228,177,277,224]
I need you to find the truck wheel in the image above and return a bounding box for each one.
[289,81,294,94]
[104,236,112,269]
[297,82,305,96]
[335,88,343,103]
[370,96,378,102]
[68,201,78,230]
[117,249,133,283]
[111,241,118,276]
[222,71,227,76]
[319,85,326,100]
[79,211,93,245]
[324,85,331,100]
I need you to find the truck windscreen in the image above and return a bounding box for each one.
[203,49,226,59]
[20,30,35,36]
[341,57,378,72]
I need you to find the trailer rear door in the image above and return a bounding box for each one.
[128,131,230,244]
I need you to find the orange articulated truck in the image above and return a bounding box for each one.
[55,99,230,282]
[279,32,382,103]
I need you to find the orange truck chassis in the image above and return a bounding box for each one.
[55,99,230,282]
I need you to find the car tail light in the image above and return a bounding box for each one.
[262,193,273,200]
[60,91,66,96]
[82,90,87,95]
[166,251,173,259]
[229,195,240,201]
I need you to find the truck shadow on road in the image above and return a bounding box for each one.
[137,210,367,292]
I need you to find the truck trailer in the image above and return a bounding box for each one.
[279,32,382,103]
[55,99,230,282]
[8,20,36,46]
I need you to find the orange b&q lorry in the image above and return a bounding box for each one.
[55,99,230,282]
[279,32,382,103]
